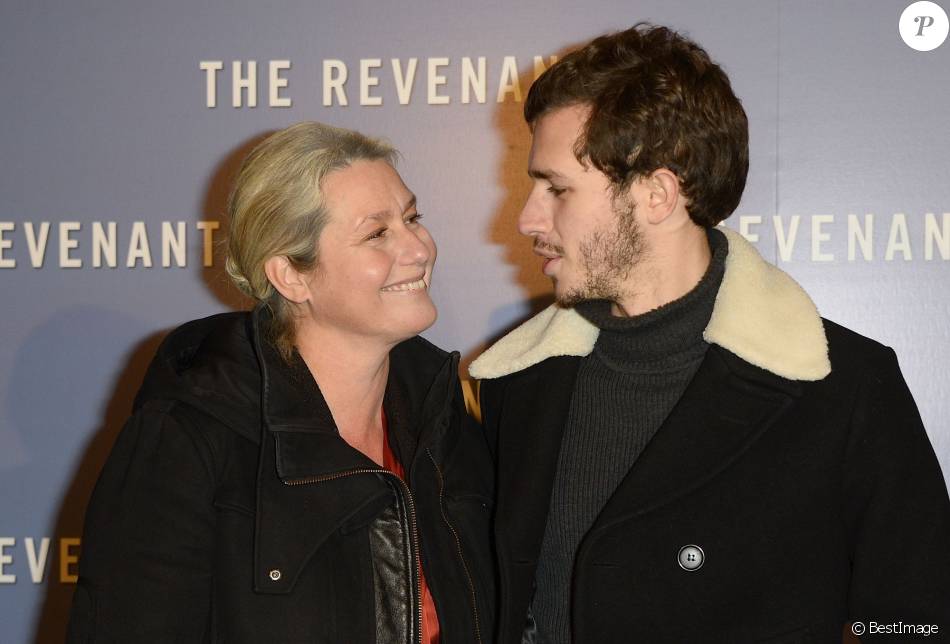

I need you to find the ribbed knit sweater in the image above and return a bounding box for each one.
[530,228,728,643]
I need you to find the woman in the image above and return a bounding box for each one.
[66,122,495,643]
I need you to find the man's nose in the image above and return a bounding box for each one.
[518,187,549,237]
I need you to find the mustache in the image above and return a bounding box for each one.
[533,240,565,256]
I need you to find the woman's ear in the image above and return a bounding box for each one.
[264,256,311,304]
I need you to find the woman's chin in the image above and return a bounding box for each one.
[408,303,438,336]
[391,301,437,341]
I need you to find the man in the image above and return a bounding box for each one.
[470,24,950,644]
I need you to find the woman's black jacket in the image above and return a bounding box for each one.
[66,308,496,644]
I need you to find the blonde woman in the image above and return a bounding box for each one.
[67,122,494,644]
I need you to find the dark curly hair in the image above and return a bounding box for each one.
[524,24,749,227]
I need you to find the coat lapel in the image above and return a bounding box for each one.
[249,308,459,595]
[494,356,582,563]
[588,345,803,530]
[251,307,393,594]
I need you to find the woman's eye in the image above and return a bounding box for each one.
[366,227,388,241]
[405,212,424,225]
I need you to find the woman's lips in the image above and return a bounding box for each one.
[380,278,428,292]
[542,256,561,276]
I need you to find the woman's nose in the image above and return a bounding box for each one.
[400,226,432,265]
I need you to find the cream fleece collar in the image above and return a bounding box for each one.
[469,226,830,382]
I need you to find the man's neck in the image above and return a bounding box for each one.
[611,224,712,317]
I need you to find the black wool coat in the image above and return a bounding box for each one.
[471,227,950,644]
[67,307,496,644]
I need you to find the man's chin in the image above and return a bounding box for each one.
[555,290,592,309]
[555,283,619,309]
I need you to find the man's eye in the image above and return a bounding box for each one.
[405,213,424,225]
[547,186,566,197]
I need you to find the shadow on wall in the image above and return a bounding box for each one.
[486,63,549,305]
[0,309,165,644]
[26,131,275,642]
[461,48,585,370]
[199,130,273,312]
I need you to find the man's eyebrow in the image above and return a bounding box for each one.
[528,168,566,181]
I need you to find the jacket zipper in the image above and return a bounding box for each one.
[285,469,423,644]
[426,448,483,644]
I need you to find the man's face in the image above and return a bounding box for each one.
[519,104,646,307]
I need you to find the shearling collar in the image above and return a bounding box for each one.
[469,226,831,382]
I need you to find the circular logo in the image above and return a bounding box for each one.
[852,622,866,636]
[900,1,949,51]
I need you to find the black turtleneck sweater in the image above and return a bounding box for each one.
[531,228,728,644]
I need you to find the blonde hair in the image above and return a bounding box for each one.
[225,121,397,359]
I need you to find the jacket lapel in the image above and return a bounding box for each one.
[495,356,582,563]
[249,308,459,594]
[588,345,802,531]
[251,307,393,594]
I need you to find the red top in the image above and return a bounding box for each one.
[381,411,441,644]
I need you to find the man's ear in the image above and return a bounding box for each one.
[632,168,682,225]
[264,255,311,304]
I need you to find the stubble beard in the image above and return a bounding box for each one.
[556,195,645,308]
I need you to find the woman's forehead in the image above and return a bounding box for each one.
[323,159,413,225]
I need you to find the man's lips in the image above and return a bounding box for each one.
[541,256,561,275]
[532,244,562,275]
[532,241,564,276]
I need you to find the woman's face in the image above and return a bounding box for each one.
[302,159,437,345]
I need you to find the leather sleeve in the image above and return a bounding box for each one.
[67,400,217,644]
[843,347,950,627]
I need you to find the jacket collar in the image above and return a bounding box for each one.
[249,305,461,478]
[248,305,460,593]
[469,226,831,382]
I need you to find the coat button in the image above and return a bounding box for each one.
[677,545,704,571]
[268,569,282,581]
